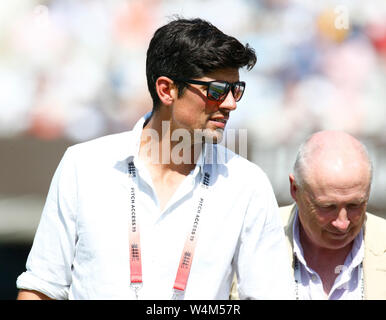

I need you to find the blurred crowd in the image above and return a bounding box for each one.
[0,0,385,207]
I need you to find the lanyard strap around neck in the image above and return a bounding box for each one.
[173,172,210,296]
[128,160,210,299]
[128,162,142,298]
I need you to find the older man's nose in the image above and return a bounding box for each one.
[332,208,350,231]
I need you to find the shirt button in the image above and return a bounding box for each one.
[311,275,317,282]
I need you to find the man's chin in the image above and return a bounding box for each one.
[323,236,353,250]
[202,128,224,144]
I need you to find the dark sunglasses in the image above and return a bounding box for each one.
[174,79,246,102]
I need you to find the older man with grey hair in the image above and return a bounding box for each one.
[280,130,386,300]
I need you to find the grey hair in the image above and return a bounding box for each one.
[292,134,373,189]
[292,137,312,189]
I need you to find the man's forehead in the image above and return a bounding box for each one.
[204,68,240,81]
[305,155,371,185]
[303,172,371,203]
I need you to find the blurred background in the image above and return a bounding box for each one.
[1,0,385,299]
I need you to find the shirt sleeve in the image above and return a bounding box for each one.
[234,172,295,300]
[16,147,78,300]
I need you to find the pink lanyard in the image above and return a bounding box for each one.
[128,162,142,298]
[128,161,210,299]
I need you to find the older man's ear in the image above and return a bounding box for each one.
[289,174,298,202]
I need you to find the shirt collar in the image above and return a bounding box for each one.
[345,225,364,270]
[292,208,307,267]
[126,112,151,162]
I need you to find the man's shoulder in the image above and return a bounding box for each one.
[214,144,266,177]
[67,130,133,161]
[365,212,386,236]
[366,212,386,225]
[279,204,296,226]
[363,212,386,273]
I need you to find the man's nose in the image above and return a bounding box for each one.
[219,91,237,111]
[331,208,350,231]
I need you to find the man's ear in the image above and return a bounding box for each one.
[289,174,298,202]
[155,76,177,106]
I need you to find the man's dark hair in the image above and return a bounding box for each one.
[146,17,257,111]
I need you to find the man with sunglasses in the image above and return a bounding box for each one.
[17,17,294,300]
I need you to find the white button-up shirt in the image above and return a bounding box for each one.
[293,211,364,300]
[17,114,294,300]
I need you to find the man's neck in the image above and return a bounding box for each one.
[299,225,353,294]
[139,111,205,211]
[140,111,201,176]
[299,225,353,266]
